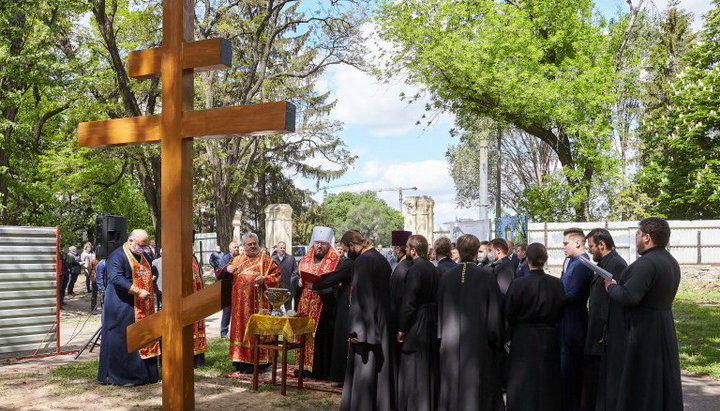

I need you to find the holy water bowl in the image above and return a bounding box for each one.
[264,288,291,316]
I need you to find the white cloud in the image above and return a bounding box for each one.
[316,159,478,224]
[323,23,454,137]
[645,0,713,29]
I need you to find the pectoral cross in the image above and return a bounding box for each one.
[77,1,295,410]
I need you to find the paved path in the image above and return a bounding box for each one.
[683,373,720,410]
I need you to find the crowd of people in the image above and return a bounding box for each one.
[91,216,684,411]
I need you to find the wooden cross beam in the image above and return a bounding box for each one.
[76,1,295,410]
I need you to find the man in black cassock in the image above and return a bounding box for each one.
[489,238,514,295]
[603,218,683,411]
[312,241,354,383]
[340,230,395,411]
[396,235,440,411]
[388,230,412,395]
[505,243,565,411]
[389,230,413,324]
[583,228,627,411]
[559,228,594,411]
[433,237,457,276]
[437,234,505,411]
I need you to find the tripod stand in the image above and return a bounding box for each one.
[74,292,103,360]
[74,325,101,359]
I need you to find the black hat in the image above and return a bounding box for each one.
[391,231,412,247]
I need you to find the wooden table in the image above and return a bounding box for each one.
[244,314,315,395]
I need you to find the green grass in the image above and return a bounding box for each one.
[49,359,99,382]
[674,282,720,379]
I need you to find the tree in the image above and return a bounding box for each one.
[193,0,364,248]
[82,1,363,247]
[377,0,626,221]
[0,0,75,223]
[446,116,563,220]
[315,192,403,246]
[637,2,720,218]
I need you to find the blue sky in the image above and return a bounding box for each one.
[292,0,713,226]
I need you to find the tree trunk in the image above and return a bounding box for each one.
[215,199,236,251]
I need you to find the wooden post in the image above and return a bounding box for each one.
[76,1,296,409]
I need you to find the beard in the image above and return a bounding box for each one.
[347,250,359,260]
[592,251,603,262]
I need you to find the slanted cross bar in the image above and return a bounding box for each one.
[77,1,295,410]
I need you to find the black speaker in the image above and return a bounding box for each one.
[95,214,127,259]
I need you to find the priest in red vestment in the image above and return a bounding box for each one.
[297,226,340,379]
[216,232,281,374]
[191,255,207,367]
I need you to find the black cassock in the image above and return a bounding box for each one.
[341,248,395,411]
[490,256,514,295]
[388,255,412,393]
[504,269,565,411]
[389,256,413,325]
[585,250,627,411]
[312,282,337,380]
[313,257,353,382]
[435,256,457,277]
[606,246,683,411]
[397,257,440,411]
[437,262,505,411]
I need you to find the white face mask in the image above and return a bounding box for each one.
[478,252,487,260]
[487,252,497,262]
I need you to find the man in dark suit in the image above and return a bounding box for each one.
[559,228,594,411]
[584,228,627,411]
[507,240,521,271]
[515,243,530,278]
[272,241,298,310]
[433,237,457,276]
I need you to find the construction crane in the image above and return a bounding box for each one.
[311,181,367,198]
[376,186,418,210]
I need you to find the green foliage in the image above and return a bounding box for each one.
[674,282,720,379]
[315,192,403,246]
[377,0,619,220]
[637,2,720,218]
[0,1,362,247]
[517,171,576,222]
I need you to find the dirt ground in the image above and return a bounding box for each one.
[1,268,719,410]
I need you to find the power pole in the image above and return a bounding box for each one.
[479,139,489,221]
[496,127,502,219]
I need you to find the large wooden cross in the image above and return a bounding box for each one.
[77,1,295,410]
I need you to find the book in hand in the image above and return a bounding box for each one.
[299,269,331,284]
[578,255,613,280]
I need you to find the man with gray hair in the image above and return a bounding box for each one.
[97,229,159,385]
[216,232,281,374]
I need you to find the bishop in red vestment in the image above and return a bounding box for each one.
[297,226,340,378]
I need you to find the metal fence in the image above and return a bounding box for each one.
[528,220,720,266]
[0,226,58,354]
[194,233,218,266]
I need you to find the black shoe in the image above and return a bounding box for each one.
[293,369,313,378]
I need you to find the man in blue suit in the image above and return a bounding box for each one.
[559,227,594,411]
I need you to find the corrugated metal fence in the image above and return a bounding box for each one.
[528,220,720,266]
[0,226,58,354]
